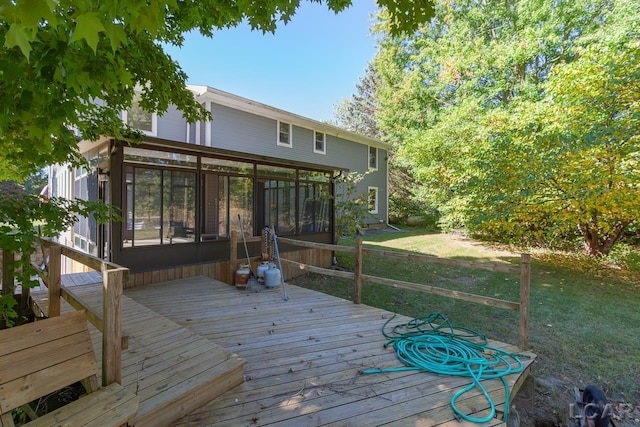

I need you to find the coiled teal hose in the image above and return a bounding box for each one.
[362,313,527,423]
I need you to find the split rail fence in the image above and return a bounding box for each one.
[272,237,531,350]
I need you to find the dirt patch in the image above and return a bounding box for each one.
[512,376,640,427]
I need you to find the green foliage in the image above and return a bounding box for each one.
[0,190,117,326]
[0,294,17,328]
[374,0,639,256]
[332,171,369,242]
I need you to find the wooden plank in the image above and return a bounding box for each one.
[1,331,95,383]
[277,236,356,253]
[362,273,521,311]
[102,268,124,386]
[0,310,88,356]
[1,348,97,414]
[519,253,531,350]
[25,383,138,427]
[47,245,61,317]
[354,237,363,304]
[280,258,356,279]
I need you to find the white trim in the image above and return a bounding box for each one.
[195,120,201,145]
[368,186,379,215]
[313,131,326,155]
[368,146,378,171]
[277,121,292,148]
[204,101,212,147]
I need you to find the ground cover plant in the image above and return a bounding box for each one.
[289,228,640,425]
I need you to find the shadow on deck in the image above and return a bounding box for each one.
[32,273,535,426]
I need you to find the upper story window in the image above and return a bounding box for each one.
[314,131,326,154]
[123,91,157,136]
[368,146,378,170]
[277,121,292,147]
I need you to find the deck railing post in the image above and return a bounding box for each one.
[519,253,531,350]
[230,230,238,286]
[48,245,62,318]
[102,267,124,386]
[354,237,363,304]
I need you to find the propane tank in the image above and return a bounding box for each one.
[235,265,250,288]
[256,261,270,282]
[264,264,281,288]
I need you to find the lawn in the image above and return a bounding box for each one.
[288,228,640,419]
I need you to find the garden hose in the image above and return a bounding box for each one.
[362,313,527,423]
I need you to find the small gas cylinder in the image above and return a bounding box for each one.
[264,265,281,288]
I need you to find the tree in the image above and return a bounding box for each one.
[0,1,435,325]
[374,0,638,255]
[334,62,427,224]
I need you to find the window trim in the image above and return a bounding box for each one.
[277,121,292,148]
[368,146,378,170]
[313,131,326,155]
[368,186,379,214]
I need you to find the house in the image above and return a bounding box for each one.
[49,86,389,285]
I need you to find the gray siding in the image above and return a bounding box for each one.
[157,105,187,142]
[152,100,388,223]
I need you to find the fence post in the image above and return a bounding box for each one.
[230,230,238,286]
[519,253,531,350]
[354,237,363,304]
[102,267,124,386]
[48,245,62,318]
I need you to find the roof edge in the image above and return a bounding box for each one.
[188,85,391,150]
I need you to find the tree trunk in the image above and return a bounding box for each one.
[579,220,630,257]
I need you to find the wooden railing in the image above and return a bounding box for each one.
[273,237,531,350]
[8,239,130,387]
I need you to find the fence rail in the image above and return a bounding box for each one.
[3,239,129,386]
[274,236,531,350]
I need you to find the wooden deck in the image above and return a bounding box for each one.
[122,276,536,427]
[30,276,246,427]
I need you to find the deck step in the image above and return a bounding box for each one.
[30,284,245,427]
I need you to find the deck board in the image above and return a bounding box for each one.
[124,275,535,427]
[30,278,245,427]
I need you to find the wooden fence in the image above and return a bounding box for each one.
[273,237,531,350]
[2,239,129,386]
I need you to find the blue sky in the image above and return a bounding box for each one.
[162,1,379,122]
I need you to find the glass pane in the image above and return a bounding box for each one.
[202,174,219,239]
[262,180,296,235]
[201,157,253,175]
[298,170,331,182]
[127,92,153,132]
[218,177,229,238]
[279,122,290,145]
[299,183,330,233]
[133,168,162,246]
[228,177,253,237]
[257,164,296,179]
[368,187,378,212]
[163,170,196,243]
[315,132,325,151]
[124,147,197,169]
[369,146,377,169]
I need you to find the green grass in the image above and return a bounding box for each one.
[289,228,640,403]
